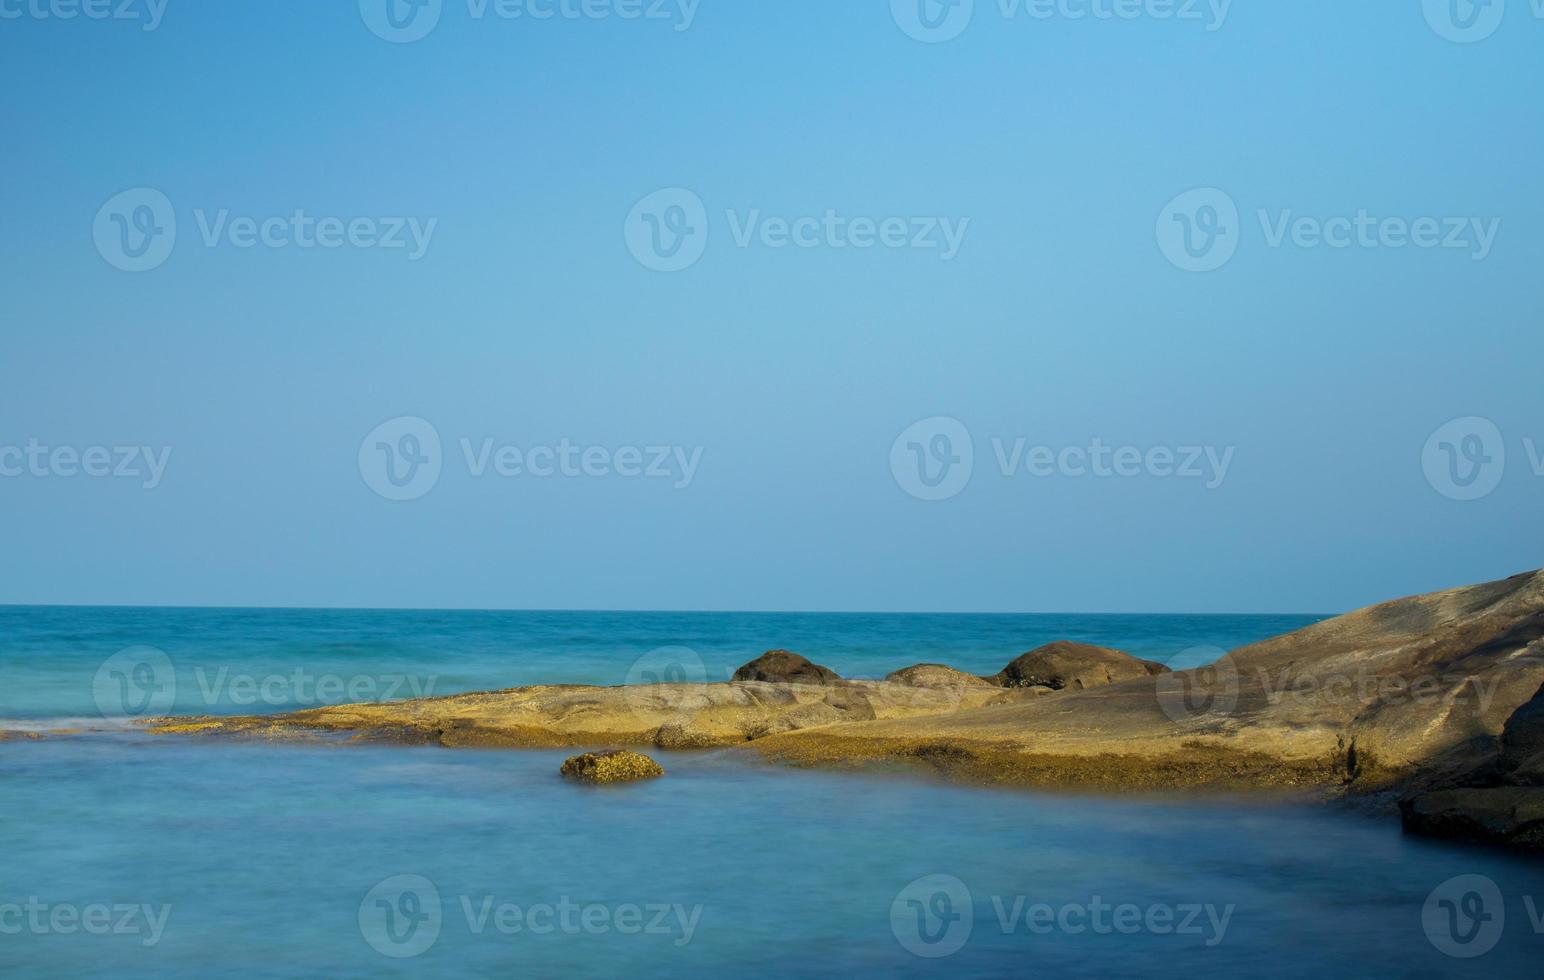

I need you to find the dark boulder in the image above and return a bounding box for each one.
[732,650,840,685]
[989,641,1169,691]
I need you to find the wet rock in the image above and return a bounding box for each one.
[732,650,840,685]
[559,750,665,784]
[885,664,995,689]
[989,641,1169,691]
[1399,787,1544,851]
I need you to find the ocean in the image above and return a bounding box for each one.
[2,606,1541,977]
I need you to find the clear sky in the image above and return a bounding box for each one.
[2,1,1540,613]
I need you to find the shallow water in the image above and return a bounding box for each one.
[3,607,1542,977]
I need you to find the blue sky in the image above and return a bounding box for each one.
[1,1,1540,613]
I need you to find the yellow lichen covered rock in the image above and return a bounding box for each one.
[560,749,665,784]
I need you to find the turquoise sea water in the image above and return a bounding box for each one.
[3,607,1543,978]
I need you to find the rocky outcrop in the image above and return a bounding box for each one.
[139,569,1544,852]
[756,570,1544,809]
[1399,680,1544,849]
[560,750,664,783]
[1399,788,1544,850]
[147,677,1007,748]
[732,650,839,685]
[988,641,1169,691]
[885,664,995,689]
[1500,681,1544,783]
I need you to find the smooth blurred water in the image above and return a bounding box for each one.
[3,736,1543,978]
[5,607,1543,978]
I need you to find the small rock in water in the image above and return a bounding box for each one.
[560,749,665,784]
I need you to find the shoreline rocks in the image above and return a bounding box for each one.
[133,568,1544,854]
[1400,788,1544,850]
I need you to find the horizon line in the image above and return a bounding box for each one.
[0,601,1337,618]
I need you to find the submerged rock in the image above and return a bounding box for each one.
[560,750,665,784]
[732,650,840,685]
[885,664,995,689]
[989,641,1169,691]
